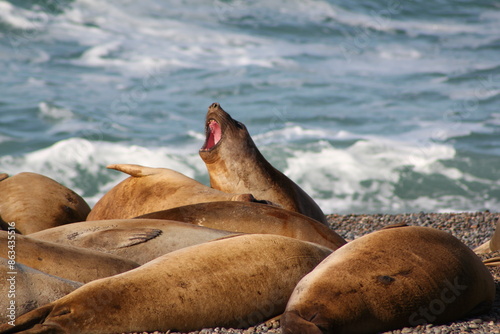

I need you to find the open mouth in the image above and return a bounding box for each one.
[200,119,222,151]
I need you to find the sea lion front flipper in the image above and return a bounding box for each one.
[261,314,281,328]
[474,220,500,254]
[107,164,160,177]
[490,220,500,251]
[474,241,492,255]
[483,256,500,267]
[74,228,162,250]
[381,223,409,230]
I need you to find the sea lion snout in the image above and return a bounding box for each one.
[209,102,221,110]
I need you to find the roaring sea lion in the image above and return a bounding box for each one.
[0,258,82,324]
[29,219,237,265]
[87,164,267,220]
[199,102,327,224]
[0,234,332,334]
[281,226,495,334]
[0,172,90,234]
[137,201,346,250]
[0,231,139,283]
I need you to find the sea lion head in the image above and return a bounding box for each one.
[199,102,256,164]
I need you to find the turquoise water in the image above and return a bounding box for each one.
[0,0,499,214]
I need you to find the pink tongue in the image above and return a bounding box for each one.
[209,121,221,147]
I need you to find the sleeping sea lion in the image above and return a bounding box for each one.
[137,201,346,250]
[0,172,90,234]
[0,231,139,283]
[0,234,332,334]
[281,225,495,334]
[87,164,267,220]
[29,219,237,265]
[0,258,82,323]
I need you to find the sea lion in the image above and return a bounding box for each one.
[281,225,495,334]
[137,201,346,250]
[0,258,82,324]
[0,172,90,234]
[87,164,267,220]
[29,219,237,265]
[0,234,332,334]
[199,102,327,224]
[0,231,139,283]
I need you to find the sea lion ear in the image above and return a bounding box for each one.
[474,220,500,254]
[381,223,409,230]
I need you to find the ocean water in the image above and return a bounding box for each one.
[0,0,499,214]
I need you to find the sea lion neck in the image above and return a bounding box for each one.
[198,103,275,193]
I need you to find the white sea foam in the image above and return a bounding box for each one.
[0,138,206,207]
[0,1,47,30]
[0,131,498,213]
[280,137,493,214]
[38,102,74,120]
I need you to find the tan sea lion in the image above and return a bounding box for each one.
[0,258,83,324]
[281,225,495,334]
[29,219,237,265]
[87,163,268,220]
[0,231,139,283]
[0,172,90,234]
[137,201,346,250]
[199,102,327,224]
[0,234,332,334]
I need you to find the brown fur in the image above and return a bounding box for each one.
[0,231,139,283]
[87,164,265,220]
[137,201,346,250]
[0,173,90,234]
[29,219,236,265]
[199,103,327,224]
[0,259,82,323]
[281,226,495,334]
[0,234,332,334]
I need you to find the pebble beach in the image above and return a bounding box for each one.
[127,211,500,334]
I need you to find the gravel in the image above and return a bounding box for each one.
[126,211,500,334]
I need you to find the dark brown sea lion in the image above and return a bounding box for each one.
[0,234,332,334]
[0,231,139,283]
[29,219,237,265]
[137,201,346,250]
[87,164,266,220]
[0,258,82,324]
[0,172,90,234]
[281,225,495,334]
[199,102,327,224]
